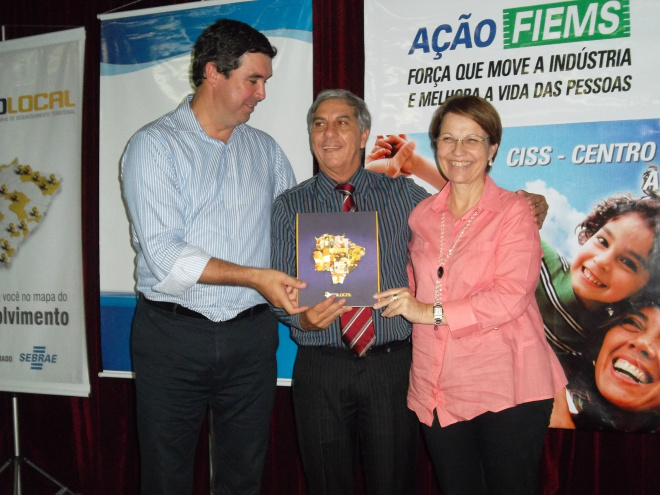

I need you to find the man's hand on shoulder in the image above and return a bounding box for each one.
[516,190,548,230]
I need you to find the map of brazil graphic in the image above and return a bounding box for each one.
[0,158,62,267]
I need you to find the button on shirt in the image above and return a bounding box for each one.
[406,176,567,427]
[121,95,296,322]
[271,166,429,347]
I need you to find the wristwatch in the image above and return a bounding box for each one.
[433,303,443,326]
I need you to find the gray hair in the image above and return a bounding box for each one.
[306,89,372,135]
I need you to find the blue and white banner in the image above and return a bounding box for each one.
[365,0,660,431]
[0,28,90,397]
[98,0,312,381]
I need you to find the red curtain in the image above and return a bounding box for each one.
[1,1,659,494]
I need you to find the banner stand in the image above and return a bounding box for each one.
[0,394,79,495]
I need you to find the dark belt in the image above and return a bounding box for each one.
[313,337,411,358]
[141,294,268,322]
[362,337,411,356]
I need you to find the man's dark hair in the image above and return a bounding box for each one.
[191,18,277,87]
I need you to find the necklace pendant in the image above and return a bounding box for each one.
[437,266,444,278]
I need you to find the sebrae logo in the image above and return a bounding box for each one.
[503,0,630,49]
[19,345,59,370]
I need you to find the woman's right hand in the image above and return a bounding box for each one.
[373,287,434,324]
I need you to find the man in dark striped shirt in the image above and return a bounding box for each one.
[271,89,424,495]
[271,89,547,495]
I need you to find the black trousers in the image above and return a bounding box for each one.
[292,341,419,495]
[422,399,554,495]
[131,298,278,495]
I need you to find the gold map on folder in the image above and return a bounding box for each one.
[312,233,366,284]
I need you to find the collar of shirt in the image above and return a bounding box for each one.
[316,166,371,210]
[173,95,206,134]
[430,174,503,216]
[175,94,248,143]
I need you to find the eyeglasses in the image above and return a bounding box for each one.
[435,135,490,150]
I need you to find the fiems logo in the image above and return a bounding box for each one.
[19,345,58,370]
[503,0,630,49]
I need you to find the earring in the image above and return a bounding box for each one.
[488,159,493,167]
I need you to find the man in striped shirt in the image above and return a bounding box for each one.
[271,89,549,495]
[121,19,306,495]
[271,89,424,495]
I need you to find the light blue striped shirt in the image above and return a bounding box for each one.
[271,166,430,347]
[121,95,296,321]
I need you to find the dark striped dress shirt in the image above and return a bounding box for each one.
[271,166,430,347]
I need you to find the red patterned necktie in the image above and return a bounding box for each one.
[335,182,376,356]
[335,182,356,212]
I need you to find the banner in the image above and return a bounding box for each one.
[0,28,90,397]
[98,0,312,382]
[365,0,660,431]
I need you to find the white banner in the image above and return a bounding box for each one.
[0,28,90,397]
[98,0,312,381]
[366,0,660,432]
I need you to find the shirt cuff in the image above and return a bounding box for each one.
[153,244,211,296]
[444,298,480,339]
